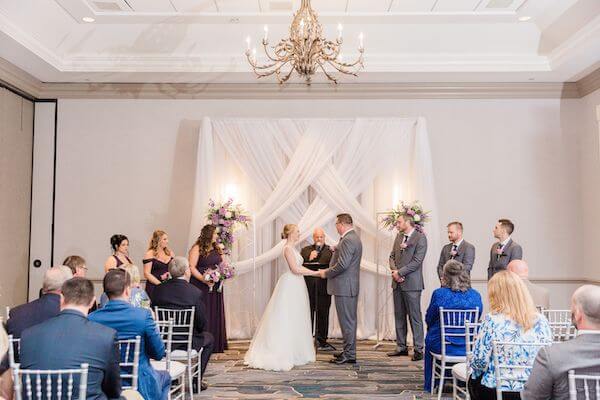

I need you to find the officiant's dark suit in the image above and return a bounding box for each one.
[301,240,333,348]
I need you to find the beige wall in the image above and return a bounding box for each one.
[50,98,586,309]
[0,87,33,313]
[579,88,600,281]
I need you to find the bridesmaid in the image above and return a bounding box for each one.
[143,230,174,302]
[103,234,133,273]
[189,224,228,353]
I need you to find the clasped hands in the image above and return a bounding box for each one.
[391,270,405,283]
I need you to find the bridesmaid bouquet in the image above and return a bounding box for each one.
[204,260,236,293]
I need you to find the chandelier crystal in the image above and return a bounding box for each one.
[244,0,365,84]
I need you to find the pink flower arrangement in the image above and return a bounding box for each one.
[206,198,251,255]
[382,201,431,232]
[203,260,237,293]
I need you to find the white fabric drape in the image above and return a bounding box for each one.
[188,117,440,340]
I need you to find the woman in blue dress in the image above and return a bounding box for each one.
[424,259,483,392]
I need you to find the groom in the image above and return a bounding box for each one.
[319,213,362,364]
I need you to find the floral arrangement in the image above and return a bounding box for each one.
[207,198,251,255]
[204,260,236,292]
[382,201,431,232]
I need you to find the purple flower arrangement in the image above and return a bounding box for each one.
[206,198,251,256]
[382,201,431,232]
[203,260,236,293]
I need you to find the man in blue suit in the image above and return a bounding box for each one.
[19,277,123,400]
[90,269,170,400]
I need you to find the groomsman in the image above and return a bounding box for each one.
[388,214,427,361]
[301,227,335,351]
[437,221,475,280]
[488,218,523,280]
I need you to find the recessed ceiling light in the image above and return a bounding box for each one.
[518,16,532,22]
[82,17,95,23]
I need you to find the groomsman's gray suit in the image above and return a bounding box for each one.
[522,333,600,400]
[389,230,427,353]
[487,238,522,280]
[326,229,362,360]
[436,240,475,279]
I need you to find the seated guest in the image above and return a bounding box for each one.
[0,323,12,400]
[152,256,214,392]
[507,260,550,310]
[424,260,483,392]
[90,269,170,400]
[7,265,72,339]
[522,284,600,400]
[19,278,123,400]
[469,271,552,400]
[99,264,150,309]
[62,255,99,312]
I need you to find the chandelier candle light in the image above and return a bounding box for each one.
[244,0,365,84]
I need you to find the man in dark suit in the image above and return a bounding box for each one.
[7,265,73,339]
[19,277,123,400]
[388,214,427,361]
[522,285,600,400]
[437,221,475,280]
[300,227,335,351]
[89,269,170,400]
[151,256,214,391]
[487,218,523,280]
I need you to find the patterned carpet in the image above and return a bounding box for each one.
[197,340,449,399]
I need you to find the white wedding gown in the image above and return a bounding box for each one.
[244,245,316,371]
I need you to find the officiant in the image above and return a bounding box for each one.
[301,227,336,352]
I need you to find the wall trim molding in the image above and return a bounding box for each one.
[576,67,600,98]
[1,57,598,100]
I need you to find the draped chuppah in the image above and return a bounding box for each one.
[188,117,440,341]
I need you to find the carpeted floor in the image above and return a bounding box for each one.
[197,340,450,399]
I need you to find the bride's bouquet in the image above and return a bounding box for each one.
[204,260,236,293]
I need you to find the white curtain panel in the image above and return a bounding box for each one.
[188,117,440,340]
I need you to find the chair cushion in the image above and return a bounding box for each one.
[171,349,198,359]
[430,352,466,363]
[150,360,187,379]
[452,363,468,381]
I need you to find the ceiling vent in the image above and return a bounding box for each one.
[484,0,514,8]
[91,1,126,11]
[269,1,293,11]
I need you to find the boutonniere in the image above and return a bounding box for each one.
[400,242,408,250]
[450,249,458,257]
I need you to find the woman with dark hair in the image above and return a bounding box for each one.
[143,230,174,302]
[424,260,483,392]
[188,224,227,352]
[103,234,133,273]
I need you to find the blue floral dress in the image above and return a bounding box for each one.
[471,312,552,391]
[424,287,483,391]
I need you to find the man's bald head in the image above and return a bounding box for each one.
[571,285,600,329]
[507,259,529,279]
[313,228,326,246]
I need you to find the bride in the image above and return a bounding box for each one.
[244,223,321,371]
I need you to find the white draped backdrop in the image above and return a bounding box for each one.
[188,117,440,341]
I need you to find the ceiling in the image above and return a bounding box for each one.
[0,0,598,84]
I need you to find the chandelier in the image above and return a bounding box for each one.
[244,0,364,84]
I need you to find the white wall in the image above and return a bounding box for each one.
[52,97,585,308]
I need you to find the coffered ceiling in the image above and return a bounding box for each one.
[0,0,598,83]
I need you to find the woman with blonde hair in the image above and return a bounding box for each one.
[469,271,552,399]
[143,230,174,302]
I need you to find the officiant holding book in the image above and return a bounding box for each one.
[301,227,336,352]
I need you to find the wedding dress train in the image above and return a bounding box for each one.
[243,246,316,371]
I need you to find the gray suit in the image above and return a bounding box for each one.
[326,229,362,359]
[487,238,523,280]
[389,230,427,352]
[436,240,476,279]
[522,333,600,400]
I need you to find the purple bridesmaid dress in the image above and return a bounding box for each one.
[190,249,228,353]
